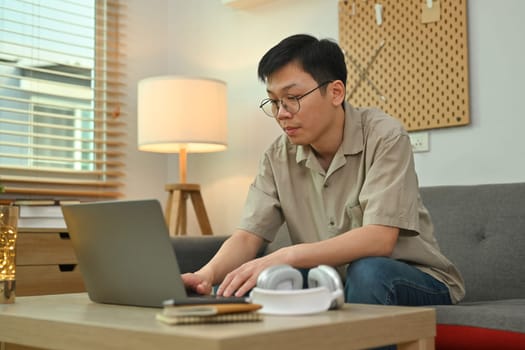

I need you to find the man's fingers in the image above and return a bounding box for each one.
[181,273,212,295]
[234,276,258,297]
[216,271,237,296]
[217,264,260,297]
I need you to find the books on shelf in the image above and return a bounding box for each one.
[17,217,67,229]
[156,303,263,325]
[19,204,64,218]
[14,199,80,229]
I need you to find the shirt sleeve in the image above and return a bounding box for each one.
[359,119,421,236]
[237,152,284,241]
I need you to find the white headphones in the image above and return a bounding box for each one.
[249,264,344,315]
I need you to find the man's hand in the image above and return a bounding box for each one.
[181,272,213,295]
[216,245,296,297]
[179,230,265,297]
[215,257,271,297]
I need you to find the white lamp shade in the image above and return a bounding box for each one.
[137,76,228,153]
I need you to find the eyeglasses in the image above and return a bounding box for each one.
[259,80,333,118]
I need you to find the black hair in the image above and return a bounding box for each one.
[257,34,347,88]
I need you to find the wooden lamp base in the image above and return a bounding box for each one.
[165,183,212,236]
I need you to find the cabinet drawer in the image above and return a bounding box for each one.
[16,265,85,296]
[17,232,77,265]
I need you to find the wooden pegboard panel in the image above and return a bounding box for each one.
[338,0,470,131]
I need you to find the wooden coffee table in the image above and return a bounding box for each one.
[0,293,435,350]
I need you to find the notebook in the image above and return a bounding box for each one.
[62,199,248,308]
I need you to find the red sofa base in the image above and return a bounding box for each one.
[436,324,525,350]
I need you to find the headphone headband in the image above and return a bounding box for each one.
[250,264,344,315]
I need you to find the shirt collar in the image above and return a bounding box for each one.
[341,101,364,156]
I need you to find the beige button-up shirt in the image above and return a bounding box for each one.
[239,103,465,303]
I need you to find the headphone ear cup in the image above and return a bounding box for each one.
[257,265,303,290]
[307,265,344,309]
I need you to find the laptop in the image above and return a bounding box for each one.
[62,199,247,308]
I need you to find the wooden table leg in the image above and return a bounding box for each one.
[398,337,435,350]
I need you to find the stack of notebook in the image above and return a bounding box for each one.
[156,303,263,325]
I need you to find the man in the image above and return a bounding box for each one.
[183,34,465,306]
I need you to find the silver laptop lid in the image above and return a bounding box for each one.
[62,199,187,308]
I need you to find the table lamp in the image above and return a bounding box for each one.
[137,76,227,235]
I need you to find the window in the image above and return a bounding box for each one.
[0,0,124,200]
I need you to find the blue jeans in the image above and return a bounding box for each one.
[345,257,452,306]
[344,257,452,350]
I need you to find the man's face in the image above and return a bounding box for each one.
[265,63,337,147]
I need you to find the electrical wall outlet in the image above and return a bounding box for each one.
[409,132,430,153]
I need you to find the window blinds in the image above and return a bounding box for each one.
[0,0,125,200]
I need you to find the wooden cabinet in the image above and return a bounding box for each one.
[3,229,86,350]
[15,228,85,296]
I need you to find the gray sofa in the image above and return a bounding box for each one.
[420,183,525,349]
[171,182,525,349]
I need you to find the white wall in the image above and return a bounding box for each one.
[123,0,525,236]
[122,0,171,202]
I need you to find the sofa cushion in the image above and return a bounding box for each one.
[435,299,525,333]
[435,299,525,349]
[171,236,228,273]
[420,183,525,302]
[171,236,268,274]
